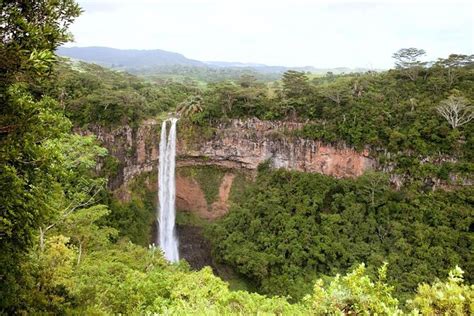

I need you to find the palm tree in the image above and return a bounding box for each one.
[176,95,204,117]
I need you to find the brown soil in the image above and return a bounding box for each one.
[176,173,235,220]
[210,173,236,219]
[176,175,208,215]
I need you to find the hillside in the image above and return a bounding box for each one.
[47,54,473,304]
[57,46,205,68]
[57,46,374,80]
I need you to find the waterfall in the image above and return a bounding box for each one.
[157,118,179,262]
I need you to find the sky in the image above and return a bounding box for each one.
[66,0,474,69]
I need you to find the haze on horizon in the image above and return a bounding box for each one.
[66,0,473,69]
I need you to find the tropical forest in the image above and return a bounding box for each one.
[0,0,473,315]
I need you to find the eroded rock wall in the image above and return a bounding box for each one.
[85,118,375,191]
[83,118,375,218]
[182,119,374,178]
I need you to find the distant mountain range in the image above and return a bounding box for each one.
[57,46,204,68]
[57,46,374,75]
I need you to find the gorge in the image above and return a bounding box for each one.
[87,115,472,299]
[79,117,379,278]
[84,117,377,271]
[87,118,376,213]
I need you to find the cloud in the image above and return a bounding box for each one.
[77,0,121,13]
[67,0,474,68]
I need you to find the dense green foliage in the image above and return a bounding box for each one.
[15,231,474,314]
[304,263,403,315]
[408,266,473,315]
[49,59,197,127]
[183,56,474,183]
[136,64,281,84]
[210,168,473,302]
[105,172,158,246]
[1,0,83,309]
[409,266,474,315]
[24,238,302,315]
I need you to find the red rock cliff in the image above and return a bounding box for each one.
[85,118,375,189]
[180,118,374,178]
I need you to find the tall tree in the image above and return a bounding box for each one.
[177,95,205,117]
[0,0,82,311]
[322,78,351,106]
[436,95,473,129]
[281,70,310,99]
[392,48,427,81]
[435,54,474,87]
[0,0,81,88]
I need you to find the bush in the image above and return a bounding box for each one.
[409,266,473,315]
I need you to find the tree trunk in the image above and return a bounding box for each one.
[39,227,45,251]
[77,242,82,265]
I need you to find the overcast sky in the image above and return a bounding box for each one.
[66,0,473,68]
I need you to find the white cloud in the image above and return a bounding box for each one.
[67,0,474,68]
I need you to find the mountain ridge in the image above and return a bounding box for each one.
[57,46,375,74]
[57,46,205,68]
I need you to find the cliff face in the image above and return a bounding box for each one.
[180,119,374,178]
[83,119,159,189]
[87,118,375,188]
[85,118,375,218]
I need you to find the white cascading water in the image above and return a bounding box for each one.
[157,118,179,262]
